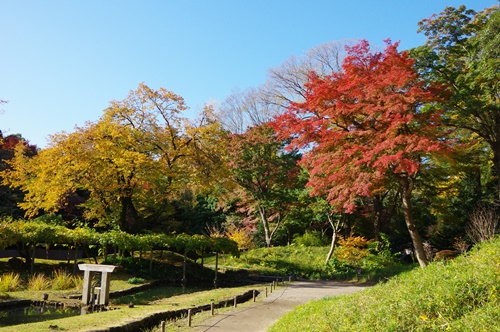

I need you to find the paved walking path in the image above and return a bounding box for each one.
[191,280,369,332]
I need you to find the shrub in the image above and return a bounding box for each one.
[434,249,459,261]
[0,272,22,292]
[72,274,84,290]
[127,277,145,285]
[28,273,51,291]
[467,203,500,244]
[336,236,371,267]
[51,269,74,290]
[292,231,327,247]
[226,224,254,251]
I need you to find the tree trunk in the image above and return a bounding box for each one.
[399,177,428,268]
[214,252,218,288]
[492,144,500,199]
[325,213,343,263]
[149,249,154,275]
[119,195,139,233]
[30,245,36,275]
[182,249,187,287]
[258,206,273,247]
[373,195,382,241]
[73,245,79,275]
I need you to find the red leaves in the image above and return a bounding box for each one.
[1,134,37,154]
[271,40,450,212]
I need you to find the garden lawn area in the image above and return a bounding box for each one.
[0,284,267,332]
[269,237,500,332]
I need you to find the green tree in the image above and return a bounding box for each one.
[412,4,500,192]
[226,124,302,247]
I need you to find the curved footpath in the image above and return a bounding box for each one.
[191,280,369,332]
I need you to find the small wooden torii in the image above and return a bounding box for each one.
[78,263,116,306]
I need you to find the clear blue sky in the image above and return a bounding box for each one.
[1,0,496,148]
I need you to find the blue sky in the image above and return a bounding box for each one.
[0,0,496,148]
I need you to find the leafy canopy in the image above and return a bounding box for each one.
[272,40,449,213]
[1,83,229,232]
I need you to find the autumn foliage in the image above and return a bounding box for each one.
[272,40,448,212]
[272,40,450,267]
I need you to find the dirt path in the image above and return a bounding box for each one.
[190,280,369,332]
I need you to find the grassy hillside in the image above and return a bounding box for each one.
[210,242,414,282]
[269,237,500,332]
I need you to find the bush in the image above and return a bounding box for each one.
[336,236,371,267]
[0,272,21,292]
[28,273,51,291]
[434,249,459,261]
[226,224,254,251]
[72,274,84,290]
[127,277,145,284]
[51,269,74,290]
[292,231,327,247]
[467,203,500,244]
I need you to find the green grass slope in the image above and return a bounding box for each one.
[269,238,500,332]
[209,244,413,281]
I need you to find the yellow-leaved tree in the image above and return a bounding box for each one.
[2,83,229,233]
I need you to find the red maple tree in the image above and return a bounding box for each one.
[271,40,450,268]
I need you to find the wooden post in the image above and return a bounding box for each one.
[81,269,92,305]
[253,289,256,302]
[265,287,268,297]
[234,296,237,308]
[30,245,36,275]
[214,252,219,289]
[99,271,111,305]
[182,249,187,288]
[160,321,165,332]
[211,302,214,315]
[187,309,192,327]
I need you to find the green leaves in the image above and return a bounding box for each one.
[226,124,302,246]
[0,218,238,256]
[414,4,500,189]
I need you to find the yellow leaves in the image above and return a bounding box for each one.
[336,235,372,265]
[2,83,232,229]
[488,285,498,302]
[225,224,254,251]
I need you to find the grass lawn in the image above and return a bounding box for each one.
[0,251,271,331]
[269,237,500,332]
[0,242,416,330]
[0,283,269,332]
